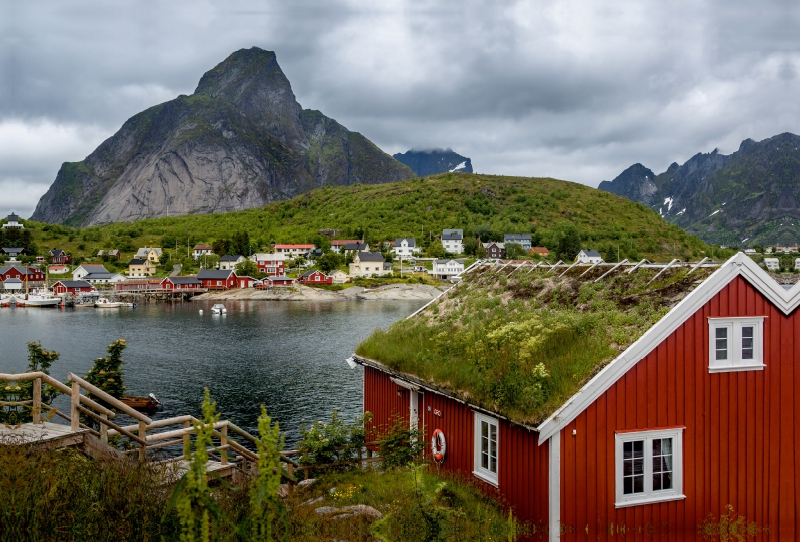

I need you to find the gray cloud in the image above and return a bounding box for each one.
[1,0,799,218]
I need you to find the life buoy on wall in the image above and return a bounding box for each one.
[431,429,447,463]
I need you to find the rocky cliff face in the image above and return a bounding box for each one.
[393,148,473,177]
[32,48,414,226]
[599,133,800,246]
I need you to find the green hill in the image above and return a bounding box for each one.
[14,173,727,266]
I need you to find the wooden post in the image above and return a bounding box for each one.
[32,377,41,424]
[287,461,294,479]
[100,413,108,443]
[138,420,147,461]
[220,425,228,466]
[303,451,309,480]
[183,420,191,456]
[70,381,80,430]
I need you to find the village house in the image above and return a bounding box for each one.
[115,279,162,292]
[235,275,256,288]
[250,253,286,276]
[743,247,758,254]
[298,270,333,285]
[483,242,505,259]
[274,244,315,258]
[73,264,109,281]
[530,246,550,257]
[127,258,156,278]
[764,257,780,271]
[262,276,295,288]
[196,269,237,290]
[432,259,465,281]
[354,253,800,539]
[49,249,71,264]
[796,258,800,270]
[343,242,370,255]
[2,247,24,259]
[776,245,799,253]
[503,234,532,251]
[349,252,393,277]
[0,265,45,288]
[47,265,70,275]
[192,244,213,260]
[2,213,23,229]
[576,249,603,263]
[135,247,163,263]
[73,264,126,285]
[442,229,464,254]
[393,238,419,258]
[52,280,97,296]
[97,249,121,259]
[329,269,350,284]
[330,240,363,254]
[219,255,245,270]
[160,277,203,291]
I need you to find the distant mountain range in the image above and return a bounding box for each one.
[32,47,414,226]
[393,148,472,177]
[599,133,800,246]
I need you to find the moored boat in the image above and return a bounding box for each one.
[17,290,61,307]
[211,304,227,314]
[121,393,161,411]
[95,297,124,308]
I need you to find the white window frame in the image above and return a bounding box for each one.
[473,412,499,486]
[707,317,765,373]
[615,427,684,507]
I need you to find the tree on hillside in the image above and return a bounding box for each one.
[235,259,259,278]
[426,239,446,259]
[463,236,480,256]
[232,231,251,256]
[212,239,231,256]
[313,235,331,254]
[316,253,342,273]
[505,243,526,260]
[557,226,582,262]
[85,339,127,400]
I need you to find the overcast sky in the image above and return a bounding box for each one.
[1,0,799,218]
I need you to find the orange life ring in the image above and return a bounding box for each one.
[431,429,447,463]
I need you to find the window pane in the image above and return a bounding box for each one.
[623,440,645,495]
[481,421,489,469]
[741,326,754,360]
[715,327,728,360]
[652,438,673,491]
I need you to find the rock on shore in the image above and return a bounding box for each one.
[192,283,448,302]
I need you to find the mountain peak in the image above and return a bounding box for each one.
[195,47,281,97]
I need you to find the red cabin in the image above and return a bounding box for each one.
[235,275,255,288]
[357,253,800,540]
[196,269,237,290]
[48,249,71,264]
[0,265,45,284]
[252,253,286,276]
[298,270,333,285]
[52,280,96,296]
[160,277,203,291]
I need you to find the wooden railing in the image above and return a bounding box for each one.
[0,371,297,481]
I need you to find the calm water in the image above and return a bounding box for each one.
[0,300,423,446]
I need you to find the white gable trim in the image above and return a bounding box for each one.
[536,252,800,445]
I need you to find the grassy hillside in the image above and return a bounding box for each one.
[14,173,727,267]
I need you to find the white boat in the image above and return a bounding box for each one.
[211,304,227,314]
[17,290,61,307]
[94,297,124,308]
[0,293,15,307]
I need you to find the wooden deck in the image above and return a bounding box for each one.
[0,421,88,448]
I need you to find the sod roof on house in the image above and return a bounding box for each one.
[356,260,719,426]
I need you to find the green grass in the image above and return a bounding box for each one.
[356,263,715,425]
[13,172,727,269]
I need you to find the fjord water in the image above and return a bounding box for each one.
[0,300,423,446]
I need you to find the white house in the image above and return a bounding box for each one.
[329,270,350,284]
[765,257,780,271]
[73,264,110,281]
[442,229,464,254]
[576,249,603,264]
[82,271,127,285]
[349,252,393,277]
[795,258,800,270]
[219,255,245,270]
[193,244,213,260]
[432,259,465,280]
[393,238,419,258]
[504,234,532,251]
[2,213,23,229]
[274,244,315,258]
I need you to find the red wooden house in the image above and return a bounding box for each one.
[160,277,203,291]
[252,253,286,276]
[257,276,295,288]
[298,270,333,285]
[235,275,255,288]
[196,269,237,290]
[48,249,71,264]
[52,280,96,296]
[0,265,45,284]
[355,253,800,540]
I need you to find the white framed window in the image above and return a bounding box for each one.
[473,412,499,486]
[708,317,765,372]
[615,427,684,507]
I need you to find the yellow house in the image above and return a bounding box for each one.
[128,258,156,278]
[135,247,163,263]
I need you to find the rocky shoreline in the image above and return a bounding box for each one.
[192,282,449,302]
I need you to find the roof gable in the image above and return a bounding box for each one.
[535,252,800,443]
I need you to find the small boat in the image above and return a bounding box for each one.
[121,393,161,411]
[17,290,61,307]
[211,304,227,314]
[95,297,124,308]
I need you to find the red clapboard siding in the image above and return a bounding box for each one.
[559,275,800,541]
[364,365,550,528]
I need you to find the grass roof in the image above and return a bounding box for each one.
[356,262,716,426]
